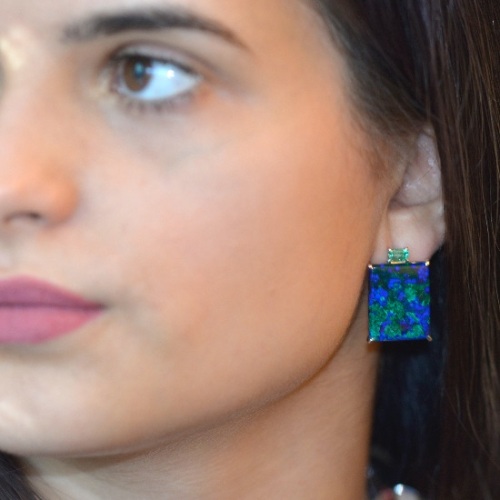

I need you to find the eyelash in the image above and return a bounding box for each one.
[105,48,203,114]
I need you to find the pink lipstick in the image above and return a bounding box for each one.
[0,278,102,344]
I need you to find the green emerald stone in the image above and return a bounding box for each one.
[388,247,410,264]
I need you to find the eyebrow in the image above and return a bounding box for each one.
[61,7,248,50]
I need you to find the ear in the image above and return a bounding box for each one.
[372,130,445,263]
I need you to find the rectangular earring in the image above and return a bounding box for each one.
[368,248,432,342]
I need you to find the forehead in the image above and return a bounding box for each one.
[0,0,325,42]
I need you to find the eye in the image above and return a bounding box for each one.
[111,53,202,104]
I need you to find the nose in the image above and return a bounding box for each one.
[0,171,78,230]
[0,96,79,233]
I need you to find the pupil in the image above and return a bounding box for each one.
[124,57,152,92]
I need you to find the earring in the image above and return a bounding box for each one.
[368,248,432,342]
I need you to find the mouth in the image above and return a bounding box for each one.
[0,277,103,344]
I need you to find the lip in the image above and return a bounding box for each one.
[0,277,103,344]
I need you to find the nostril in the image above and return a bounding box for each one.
[24,212,43,221]
[5,211,44,225]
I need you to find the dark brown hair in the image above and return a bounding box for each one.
[0,1,498,498]
[311,0,500,498]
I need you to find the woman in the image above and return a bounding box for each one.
[0,0,498,498]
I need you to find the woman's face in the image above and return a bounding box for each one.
[0,0,390,456]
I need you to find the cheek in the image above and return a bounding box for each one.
[101,119,384,423]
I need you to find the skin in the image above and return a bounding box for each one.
[0,0,443,498]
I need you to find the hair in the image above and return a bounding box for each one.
[0,1,499,498]
[311,0,500,498]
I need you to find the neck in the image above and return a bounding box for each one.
[26,324,379,500]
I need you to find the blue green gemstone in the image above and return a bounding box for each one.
[368,261,430,342]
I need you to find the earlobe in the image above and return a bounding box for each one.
[372,130,445,264]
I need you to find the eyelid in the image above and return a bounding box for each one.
[107,41,211,77]
[108,50,200,87]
